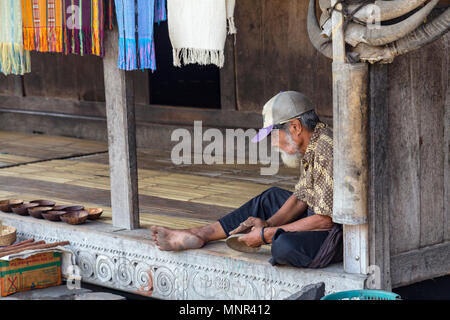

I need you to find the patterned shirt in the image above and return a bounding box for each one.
[293,122,334,218]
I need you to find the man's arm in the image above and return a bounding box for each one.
[230,194,307,235]
[264,214,333,244]
[266,194,308,227]
[237,214,334,247]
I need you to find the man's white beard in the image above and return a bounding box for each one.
[280,149,300,168]
[277,132,301,168]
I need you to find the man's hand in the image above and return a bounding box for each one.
[230,217,268,235]
[237,227,263,248]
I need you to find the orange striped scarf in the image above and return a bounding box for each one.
[22,0,64,52]
[21,0,104,56]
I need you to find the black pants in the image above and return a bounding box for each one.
[218,187,329,268]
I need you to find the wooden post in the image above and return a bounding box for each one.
[368,63,391,290]
[103,30,140,230]
[11,76,25,97]
[331,0,369,275]
[333,62,370,275]
[220,36,237,111]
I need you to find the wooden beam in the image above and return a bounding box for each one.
[331,0,369,275]
[0,96,262,129]
[445,54,450,242]
[390,241,450,288]
[368,63,391,290]
[333,64,369,275]
[103,30,140,230]
[332,63,369,226]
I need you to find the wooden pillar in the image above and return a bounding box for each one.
[368,63,391,290]
[331,0,369,275]
[103,30,140,230]
[333,62,370,275]
[220,36,237,111]
[11,76,25,97]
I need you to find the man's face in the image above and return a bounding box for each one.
[271,125,301,168]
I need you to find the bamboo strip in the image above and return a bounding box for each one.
[0,241,46,254]
[0,241,70,258]
[0,238,34,252]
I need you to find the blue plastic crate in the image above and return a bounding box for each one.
[321,290,401,300]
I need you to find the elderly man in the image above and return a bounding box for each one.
[151,91,342,268]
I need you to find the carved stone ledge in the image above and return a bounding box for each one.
[0,213,366,299]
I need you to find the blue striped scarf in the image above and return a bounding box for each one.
[115,0,166,71]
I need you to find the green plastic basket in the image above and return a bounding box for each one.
[321,290,401,300]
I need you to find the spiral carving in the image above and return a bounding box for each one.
[76,251,95,278]
[116,258,134,287]
[154,266,174,297]
[95,255,115,282]
[134,262,153,292]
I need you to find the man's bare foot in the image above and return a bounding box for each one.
[150,226,205,251]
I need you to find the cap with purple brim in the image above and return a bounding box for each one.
[251,125,274,143]
[251,91,314,143]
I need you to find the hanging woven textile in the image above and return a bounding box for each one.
[21,0,104,56]
[167,0,237,68]
[62,0,105,56]
[104,0,115,30]
[21,0,64,52]
[0,0,31,75]
[114,0,167,71]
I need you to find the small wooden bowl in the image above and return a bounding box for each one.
[64,205,85,212]
[226,234,261,253]
[11,203,39,216]
[28,206,54,219]
[87,208,103,220]
[52,205,70,211]
[30,200,56,207]
[61,211,89,225]
[0,200,24,212]
[42,211,67,222]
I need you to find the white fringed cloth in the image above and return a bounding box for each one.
[167,0,237,68]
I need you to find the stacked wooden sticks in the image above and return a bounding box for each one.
[0,238,69,258]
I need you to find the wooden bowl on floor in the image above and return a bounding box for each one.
[52,205,70,211]
[0,200,24,212]
[64,205,85,212]
[87,208,103,220]
[28,206,54,219]
[30,200,56,207]
[42,211,67,222]
[60,211,89,225]
[226,234,261,253]
[11,203,39,216]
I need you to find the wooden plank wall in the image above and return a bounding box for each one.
[387,31,449,256]
[234,0,332,118]
[0,52,149,105]
[22,52,105,101]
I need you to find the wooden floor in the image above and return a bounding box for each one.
[0,131,298,229]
